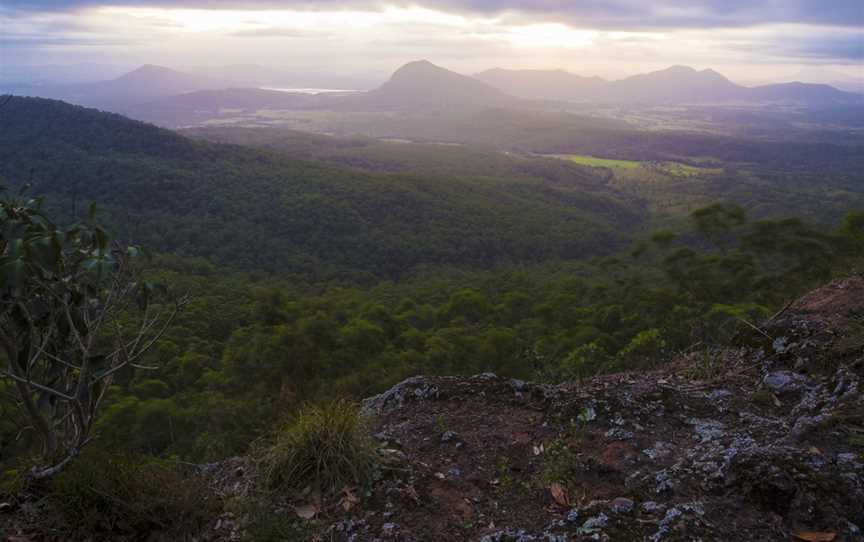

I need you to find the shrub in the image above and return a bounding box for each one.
[258,400,377,495]
[47,450,220,539]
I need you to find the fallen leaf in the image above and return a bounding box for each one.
[791,531,836,541]
[550,482,570,507]
[808,446,822,455]
[339,488,360,512]
[772,393,782,407]
[295,503,320,520]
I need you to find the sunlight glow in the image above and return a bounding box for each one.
[507,24,598,49]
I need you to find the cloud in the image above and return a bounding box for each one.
[757,32,864,63]
[3,0,862,30]
[0,35,134,47]
[228,27,331,38]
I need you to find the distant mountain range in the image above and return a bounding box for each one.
[475,65,860,105]
[10,65,234,109]
[9,60,860,127]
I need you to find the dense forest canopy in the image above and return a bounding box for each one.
[0,98,643,281]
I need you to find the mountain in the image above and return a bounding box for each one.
[356,60,516,110]
[476,65,862,105]
[757,68,864,95]
[610,65,742,103]
[19,65,235,110]
[98,65,229,97]
[475,68,607,102]
[122,60,522,124]
[0,96,634,279]
[74,65,233,106]
[747,81,859,103]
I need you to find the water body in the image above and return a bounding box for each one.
[261,87,359,94]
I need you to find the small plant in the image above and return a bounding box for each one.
[682,349,732,381]
[47,450,220,538]
[435,414,449,434]
[538,413,594,499]
[258,400,378,495]
[494,456,514,492]
[539,437,581,490]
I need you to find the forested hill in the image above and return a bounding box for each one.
[0,97,641,280]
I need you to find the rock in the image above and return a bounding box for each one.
[440,430,459,443]
[762,371,812,394]
[447,467,462,477]
[707,389,733,401]
[580,513,609,531]
[641,501,661,513]
[687,418,726,443]
[361,375,438,416]
[649,507,683,542]
[566,509,580,523]
[643,441,674,460]
[836,452,859,465]
[604,428,635,441]
[608,497,635,514]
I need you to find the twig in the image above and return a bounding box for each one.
[765,299,795,325]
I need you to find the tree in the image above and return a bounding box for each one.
[690,203,747,253]
[0,188,185,478]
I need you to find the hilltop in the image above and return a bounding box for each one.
[360,60,515,110]
[209,275,864,540]
[476,65,861,105]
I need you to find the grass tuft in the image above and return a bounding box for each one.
[258,399,378,495]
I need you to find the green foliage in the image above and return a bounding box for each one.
[47,450,220,539]
[0,97,638,281]
[617,328,666,370]
[257,400,378,495]
[0,185,170,470]
[556,342,612,382]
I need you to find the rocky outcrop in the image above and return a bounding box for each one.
[328,276,864,541]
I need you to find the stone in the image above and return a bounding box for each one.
[609,497,635,514]
[687,418,727,443]
[762,371,812,394]
[581,513,609,531]
[642,501,661,513]
[441,430,459,443]
[605,427,635,441]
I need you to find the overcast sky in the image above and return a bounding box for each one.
[1,1,862,84]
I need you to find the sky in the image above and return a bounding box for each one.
[1,1,862,86]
